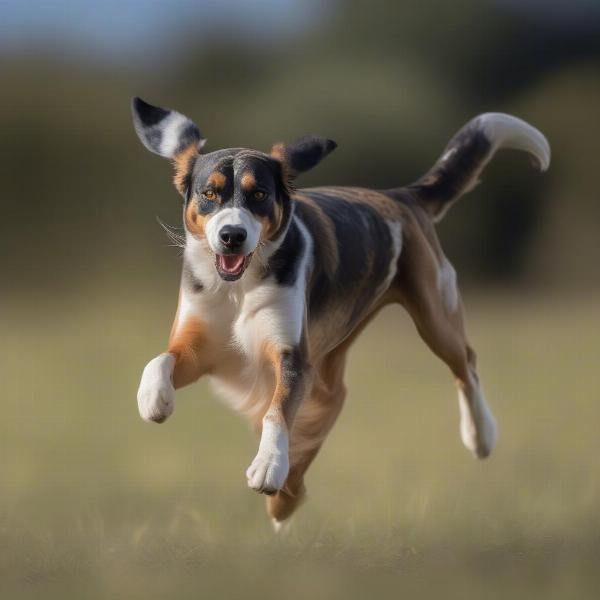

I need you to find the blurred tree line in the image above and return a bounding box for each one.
[2,0,599,298]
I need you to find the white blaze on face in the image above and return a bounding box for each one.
[205,207,262,256]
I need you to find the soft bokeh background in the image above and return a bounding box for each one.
[1,1,599,598]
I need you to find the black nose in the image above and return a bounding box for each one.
[219,225,247,249]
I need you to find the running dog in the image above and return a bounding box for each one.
[132,97,550,528]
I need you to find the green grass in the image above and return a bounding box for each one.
[1,288,599,599]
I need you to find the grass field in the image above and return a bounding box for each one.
[1,287,599,599]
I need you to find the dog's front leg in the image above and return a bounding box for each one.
[246,342,311,495]
[137,312,210,424]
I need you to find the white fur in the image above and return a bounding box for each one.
[438,256,458,314]
[241,218,313,490]
[378,220,403,295]
[234,285,302,355]
[272,518,289,534]
[184,235,223,293]
[159,112,191,158]
[476,112,551,171]
[234,216,311,353]
[441,147,457,162]
[142,209,314,492]
[137,353,176,423]
[176,214,313,486]
[204,207,262,256]
[246,419,290,493]
[458,376,497,458]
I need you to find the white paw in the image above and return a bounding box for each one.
[246,451,289,495]
[246,419,289,494]
[272,518,292,534]
[137,354,176,423]
[459,386,497,459]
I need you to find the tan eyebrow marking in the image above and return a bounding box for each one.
[240,171,257,192]
[207,171,227,189]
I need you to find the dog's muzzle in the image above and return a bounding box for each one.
[215,225,252,281]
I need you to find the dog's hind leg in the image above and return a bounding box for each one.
[266,346,348,527]
[396,230,497,458]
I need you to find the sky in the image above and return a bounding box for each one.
[0,0,597,67]
[0,0,328,65]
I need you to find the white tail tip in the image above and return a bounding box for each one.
[476,112,551,172]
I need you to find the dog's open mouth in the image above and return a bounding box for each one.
[215,253,252,281]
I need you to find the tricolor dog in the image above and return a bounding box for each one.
[132,98,550,528]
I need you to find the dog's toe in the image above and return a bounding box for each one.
[246,452,289,495]
[137,354,176,423]
[138,385,174,423]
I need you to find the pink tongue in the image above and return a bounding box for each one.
[219,254,245,273]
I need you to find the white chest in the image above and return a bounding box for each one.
[180,221,311,416]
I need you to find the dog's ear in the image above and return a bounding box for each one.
[131,97,206,159]
[132,97,207,196]
[271,135,337,179]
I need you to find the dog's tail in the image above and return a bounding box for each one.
[407,113,550,222]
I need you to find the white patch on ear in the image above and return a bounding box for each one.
[158,112,193,158]
[458,376,497,459]
[137,353,176,423]
[204,207,261,255]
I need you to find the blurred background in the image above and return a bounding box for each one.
[1,1,599,598]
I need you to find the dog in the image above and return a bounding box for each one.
[132,97,549,528]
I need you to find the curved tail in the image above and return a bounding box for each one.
[408,113,550,222]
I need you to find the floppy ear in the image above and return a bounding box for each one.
[131,97,205,159]
[132,97,206,196]
[271,135,337,179]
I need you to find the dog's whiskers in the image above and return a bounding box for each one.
[157,217,186,250]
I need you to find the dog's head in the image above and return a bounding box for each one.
[132,97,336,281]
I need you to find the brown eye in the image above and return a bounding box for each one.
[253,190,266,201]
[203,190,216,201]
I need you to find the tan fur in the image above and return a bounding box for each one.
[394,212,475,394]
[240,171,257,192]
[206,171,226,189]
[261,342,291,421]
[173,144,199,195]
[259,204,283,242]
[270,142,294,184]
[184,196,211,238]
[267,342,348,521]
[270,143,286,163]
[314,186,401,220]
[168,313,212,389]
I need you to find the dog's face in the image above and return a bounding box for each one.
[132,97,336,281]
[185,149,287,280]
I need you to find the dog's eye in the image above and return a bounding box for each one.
[203,190,217,201]
[253,191,266,201]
